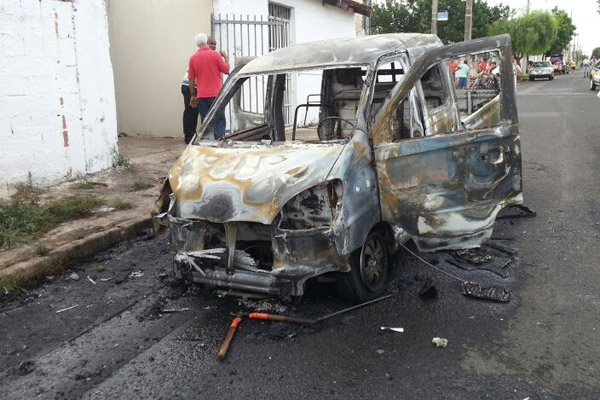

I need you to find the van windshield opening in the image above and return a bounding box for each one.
[195,65,375,144]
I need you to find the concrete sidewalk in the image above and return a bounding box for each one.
[0,136,186,285]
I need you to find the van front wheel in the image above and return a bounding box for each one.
[337,231,389,303]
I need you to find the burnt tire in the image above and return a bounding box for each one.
[336,231,389,304]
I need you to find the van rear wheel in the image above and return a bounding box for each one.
[337,231,389,303]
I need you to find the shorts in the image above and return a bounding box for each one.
[458,77,467,88]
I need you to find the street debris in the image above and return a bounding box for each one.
[451,249,492,265]
[316,294,393,322]
[461,281,511,303]
[376,349,385,355]
[432,337,448,348]
[68,272,80,281]
[497,204,537,219]
[129,271,144,278]
[161,308,191,313]
[99,278,112,282]
[381,327,404,333]
[400,243,512,303]
[237,300,287,314]
[87,275,97,285]
[17,360,35,376]
[418,277,437,298]
[217,294,394,360]
[55,304,79,314]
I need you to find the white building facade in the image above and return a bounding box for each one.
[0,0,118,189]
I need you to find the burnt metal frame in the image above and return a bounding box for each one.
[371,34,516,144]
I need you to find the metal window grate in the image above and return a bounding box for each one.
[212,10,294,128]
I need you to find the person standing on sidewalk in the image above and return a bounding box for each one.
[181,36,221,144]
[181,69,198,144]
[188,34,230,139]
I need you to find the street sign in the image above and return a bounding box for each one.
[438,11,448,21]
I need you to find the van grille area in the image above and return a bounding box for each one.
[167,216,343,297]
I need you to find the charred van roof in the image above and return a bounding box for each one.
[239,33,443,75]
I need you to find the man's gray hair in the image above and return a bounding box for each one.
[195,33,208,48]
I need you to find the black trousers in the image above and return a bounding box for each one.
[182,85,198,144]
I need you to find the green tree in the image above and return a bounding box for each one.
[592,47,600,58]
[489,10,557,58]
[371,0,511,43]
[371,0,422,34]
[545,7,576,56]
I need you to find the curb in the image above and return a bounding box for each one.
[0,214,153,285]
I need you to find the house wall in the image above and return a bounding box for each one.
[106,0,213,138]
[214,0,357,125]
[0,0,117,189]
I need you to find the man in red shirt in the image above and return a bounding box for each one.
[188,33,230,139]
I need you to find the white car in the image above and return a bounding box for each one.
[529,61,554,81]
[590,60,600,90]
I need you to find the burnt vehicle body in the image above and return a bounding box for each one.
[154,34,522,302]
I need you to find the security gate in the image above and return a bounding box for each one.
[212,6,293,129]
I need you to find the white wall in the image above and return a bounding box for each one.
[214,0,357,125]
[0,0,118,189]
[106,0,213,138]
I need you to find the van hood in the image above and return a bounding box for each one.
[168,141,346,224]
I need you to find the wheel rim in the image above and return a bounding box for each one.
[359,234,387,292]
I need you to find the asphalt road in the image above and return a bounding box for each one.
[1,72,599,400]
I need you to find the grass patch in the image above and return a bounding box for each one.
[77,179,95,190]
[46,195,104,221]
[130,180,151,191]
[110,198,133,210]
[111,147,131,170]
[33,243,50,257]
[12,174,44,202]
[0,195,104,250]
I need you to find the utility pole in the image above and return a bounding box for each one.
[464,0,473,41]
[431,0,438,35]
[526,0,530,14]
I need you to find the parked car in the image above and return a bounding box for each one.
[590,60,600,90]
[153,34,523,302]
[529,61,554,81]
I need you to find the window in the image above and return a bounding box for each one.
[197,74,274,141]
[420,64,448,110]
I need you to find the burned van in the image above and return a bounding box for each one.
[153,34,522,302]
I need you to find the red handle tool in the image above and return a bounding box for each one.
[217,317,242,361]
[248,312,315,325]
